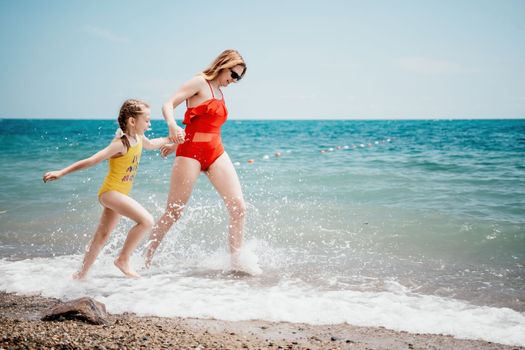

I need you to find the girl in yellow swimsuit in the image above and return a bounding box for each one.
[43,99,170,280]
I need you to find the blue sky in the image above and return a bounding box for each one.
[1,0,524,119]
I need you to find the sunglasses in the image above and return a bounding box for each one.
[229,68,242,82]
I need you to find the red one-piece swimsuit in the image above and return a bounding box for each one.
[176,80,228,170]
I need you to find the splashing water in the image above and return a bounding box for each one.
[1,119,525,346]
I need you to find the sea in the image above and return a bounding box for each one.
[0,118,524,346]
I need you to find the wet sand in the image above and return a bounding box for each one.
[1,292,523,350]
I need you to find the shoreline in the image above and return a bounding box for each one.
[1,292,523,350]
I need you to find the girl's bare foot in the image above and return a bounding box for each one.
[114,257,140,278]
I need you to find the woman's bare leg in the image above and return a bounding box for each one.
[144,157,201,267]
[73,207,121,280]
[99,191,154,278]
[206,152,246,267]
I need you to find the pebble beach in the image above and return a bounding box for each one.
[1,292,523,350]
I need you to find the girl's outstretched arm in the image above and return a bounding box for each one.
[43,141,126,183]
[141,135,170,150]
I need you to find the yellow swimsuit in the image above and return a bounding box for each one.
[98,137,142,196]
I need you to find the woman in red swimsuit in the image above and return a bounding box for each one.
[145,49,247,269]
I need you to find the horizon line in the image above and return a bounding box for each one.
[1,116,524,121]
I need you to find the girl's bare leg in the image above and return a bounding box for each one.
[206,152,246,267]
[144,157,201,267]
[73,207,121,280]
[99,191,154,278]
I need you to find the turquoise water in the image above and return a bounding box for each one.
[1,118,525,344]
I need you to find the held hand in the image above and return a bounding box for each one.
[160,143,177,157]
[169,124,186,144]
[43,170,63,183]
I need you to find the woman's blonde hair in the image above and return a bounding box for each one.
[201,49,247,81]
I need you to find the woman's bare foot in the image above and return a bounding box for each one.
[114,257,140,278]
[72,271,87,280]
[144,246,155,269]
[230,251,263,276]
[230,252,241,271]
[144,239,161,269]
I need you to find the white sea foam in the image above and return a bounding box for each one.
[198,244,263,276]
[1,255,524,346]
